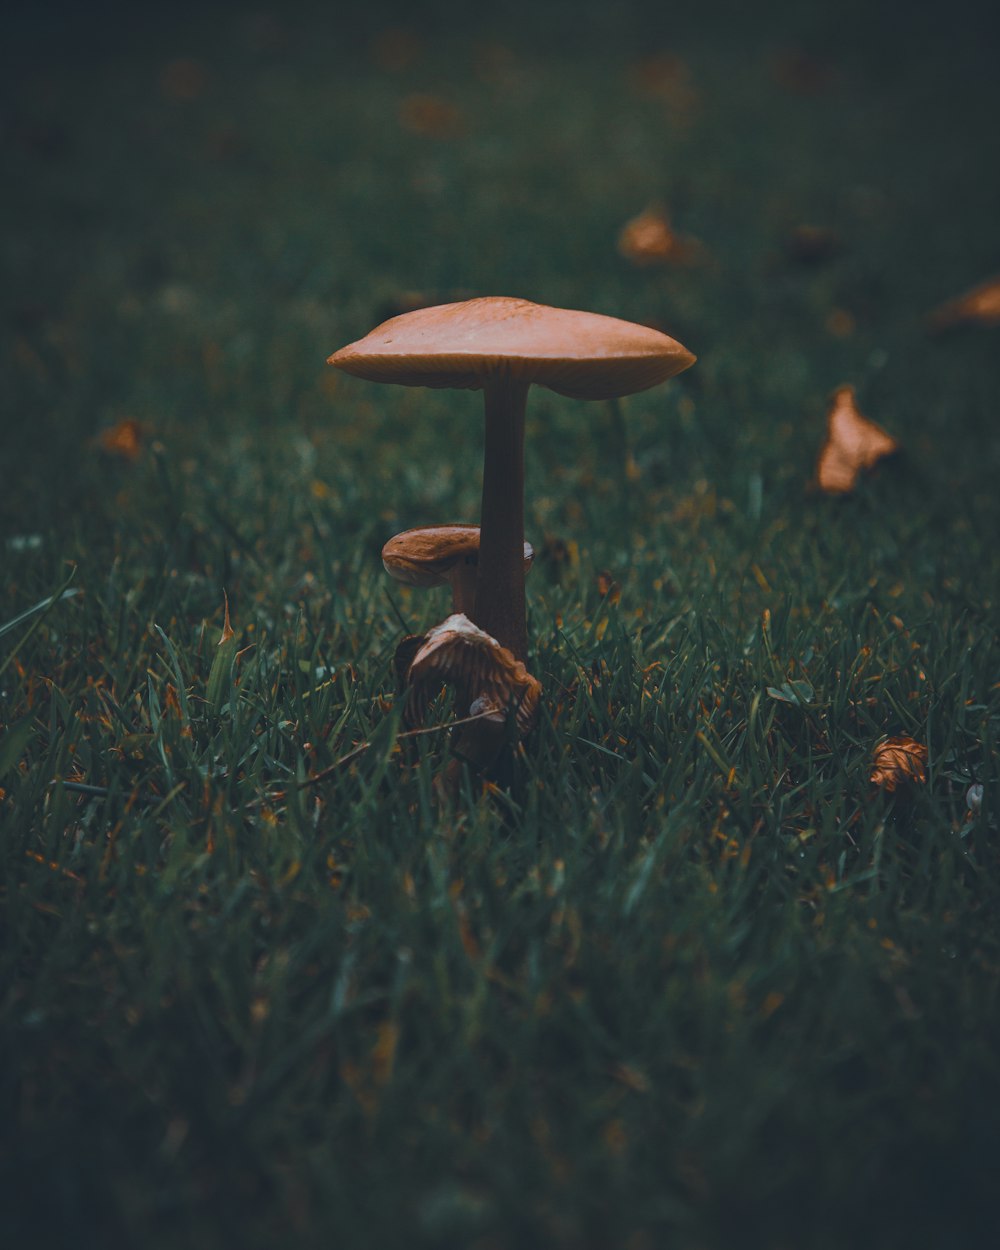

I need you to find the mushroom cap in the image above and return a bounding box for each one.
[405,613,542,735]
[328,296,695,399]
[382,524,534,588]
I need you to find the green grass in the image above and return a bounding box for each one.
[3,2,1000,1247]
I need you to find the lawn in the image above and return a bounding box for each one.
[2,2,1000,1247]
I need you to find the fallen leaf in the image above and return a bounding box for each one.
[927,276,1000,333]
[870,736,928,791]
[617,205,704,267]
[596,571,621,604]
[96,418,145,462]
[816,385,898,494]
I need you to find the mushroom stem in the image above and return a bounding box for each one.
[449,566,479,617]
[475,375,529,661]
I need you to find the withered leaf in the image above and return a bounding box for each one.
[927,276,1000,333]
[816,385,898,495]
[96,418,145,462]
[870,736,928,791]
[617,206,703,267]
[596,571,621,604]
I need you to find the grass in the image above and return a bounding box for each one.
[2,2,1000,1247]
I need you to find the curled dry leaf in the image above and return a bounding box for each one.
[870,736,928,792]
[96,418,145,462]
[617,206,703,267]
[405,613,541,737]
[816,385,899,495]
[927,276,1000,333]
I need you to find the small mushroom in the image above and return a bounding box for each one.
[329,297,695,661]
[382,524,534,617]
[405,613,542,768]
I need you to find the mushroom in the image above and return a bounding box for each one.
[329,297,695,661]
[382,523,534,617]
[405,612,543,768]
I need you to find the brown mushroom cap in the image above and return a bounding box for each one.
[382,524,534,589]
[405,613,542,736]
[328,296,695,399]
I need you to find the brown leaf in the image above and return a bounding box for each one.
[96,418,145,462]
[927,276,1000,333]
[816,385,898,495]
[596,571,621,605]
[617,206,704,267]
[870,736,928,791]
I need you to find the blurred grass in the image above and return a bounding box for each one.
[2,2,1000,1247]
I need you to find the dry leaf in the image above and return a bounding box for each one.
[399,94,464,139]
[596,571,621,604]
[816,385,898,494]
[617,206,703,267]
[96,418,145,462]
[870,736,928,791]
[927,276,1000,333]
